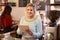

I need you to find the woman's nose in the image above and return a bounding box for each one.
[28,10,31,13]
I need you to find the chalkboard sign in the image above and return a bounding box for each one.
[19,0,30,7]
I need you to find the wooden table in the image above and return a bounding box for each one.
[0,34,5,40]
[10,31,35,40]
[10,31,22,40]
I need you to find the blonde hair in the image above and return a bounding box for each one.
[26,3,35,8]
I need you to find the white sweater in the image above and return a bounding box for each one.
[17,15,42,38]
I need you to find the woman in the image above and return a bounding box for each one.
[17,3,43,40]
[1,5,13,33]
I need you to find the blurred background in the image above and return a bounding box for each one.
[0,0,60,40]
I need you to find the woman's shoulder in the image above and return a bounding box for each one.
[20,16,25,20]
[35,15,42,21]
[19,16,26,22]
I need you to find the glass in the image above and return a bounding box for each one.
[16,34,22,39]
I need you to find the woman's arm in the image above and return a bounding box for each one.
[32,18,43,38]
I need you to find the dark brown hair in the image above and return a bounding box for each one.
[1,5,12,18]
[48,10,58,21]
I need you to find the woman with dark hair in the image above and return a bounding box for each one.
[47,10,59,27]
[1,5,13,33]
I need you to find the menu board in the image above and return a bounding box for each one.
[19,0,30,7]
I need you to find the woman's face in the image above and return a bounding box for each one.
[26,6,35,17]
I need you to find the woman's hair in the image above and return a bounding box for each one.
[1,5,12,18]
[48,10,58,21]
[26,3,35,9]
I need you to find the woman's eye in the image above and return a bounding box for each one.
[30,10,32,11]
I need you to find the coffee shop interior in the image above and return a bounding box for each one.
[0,0,60,40]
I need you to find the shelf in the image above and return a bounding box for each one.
[0,2,16,6]
[47,4,60,6]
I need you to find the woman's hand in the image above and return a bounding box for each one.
[25,29,33,35]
